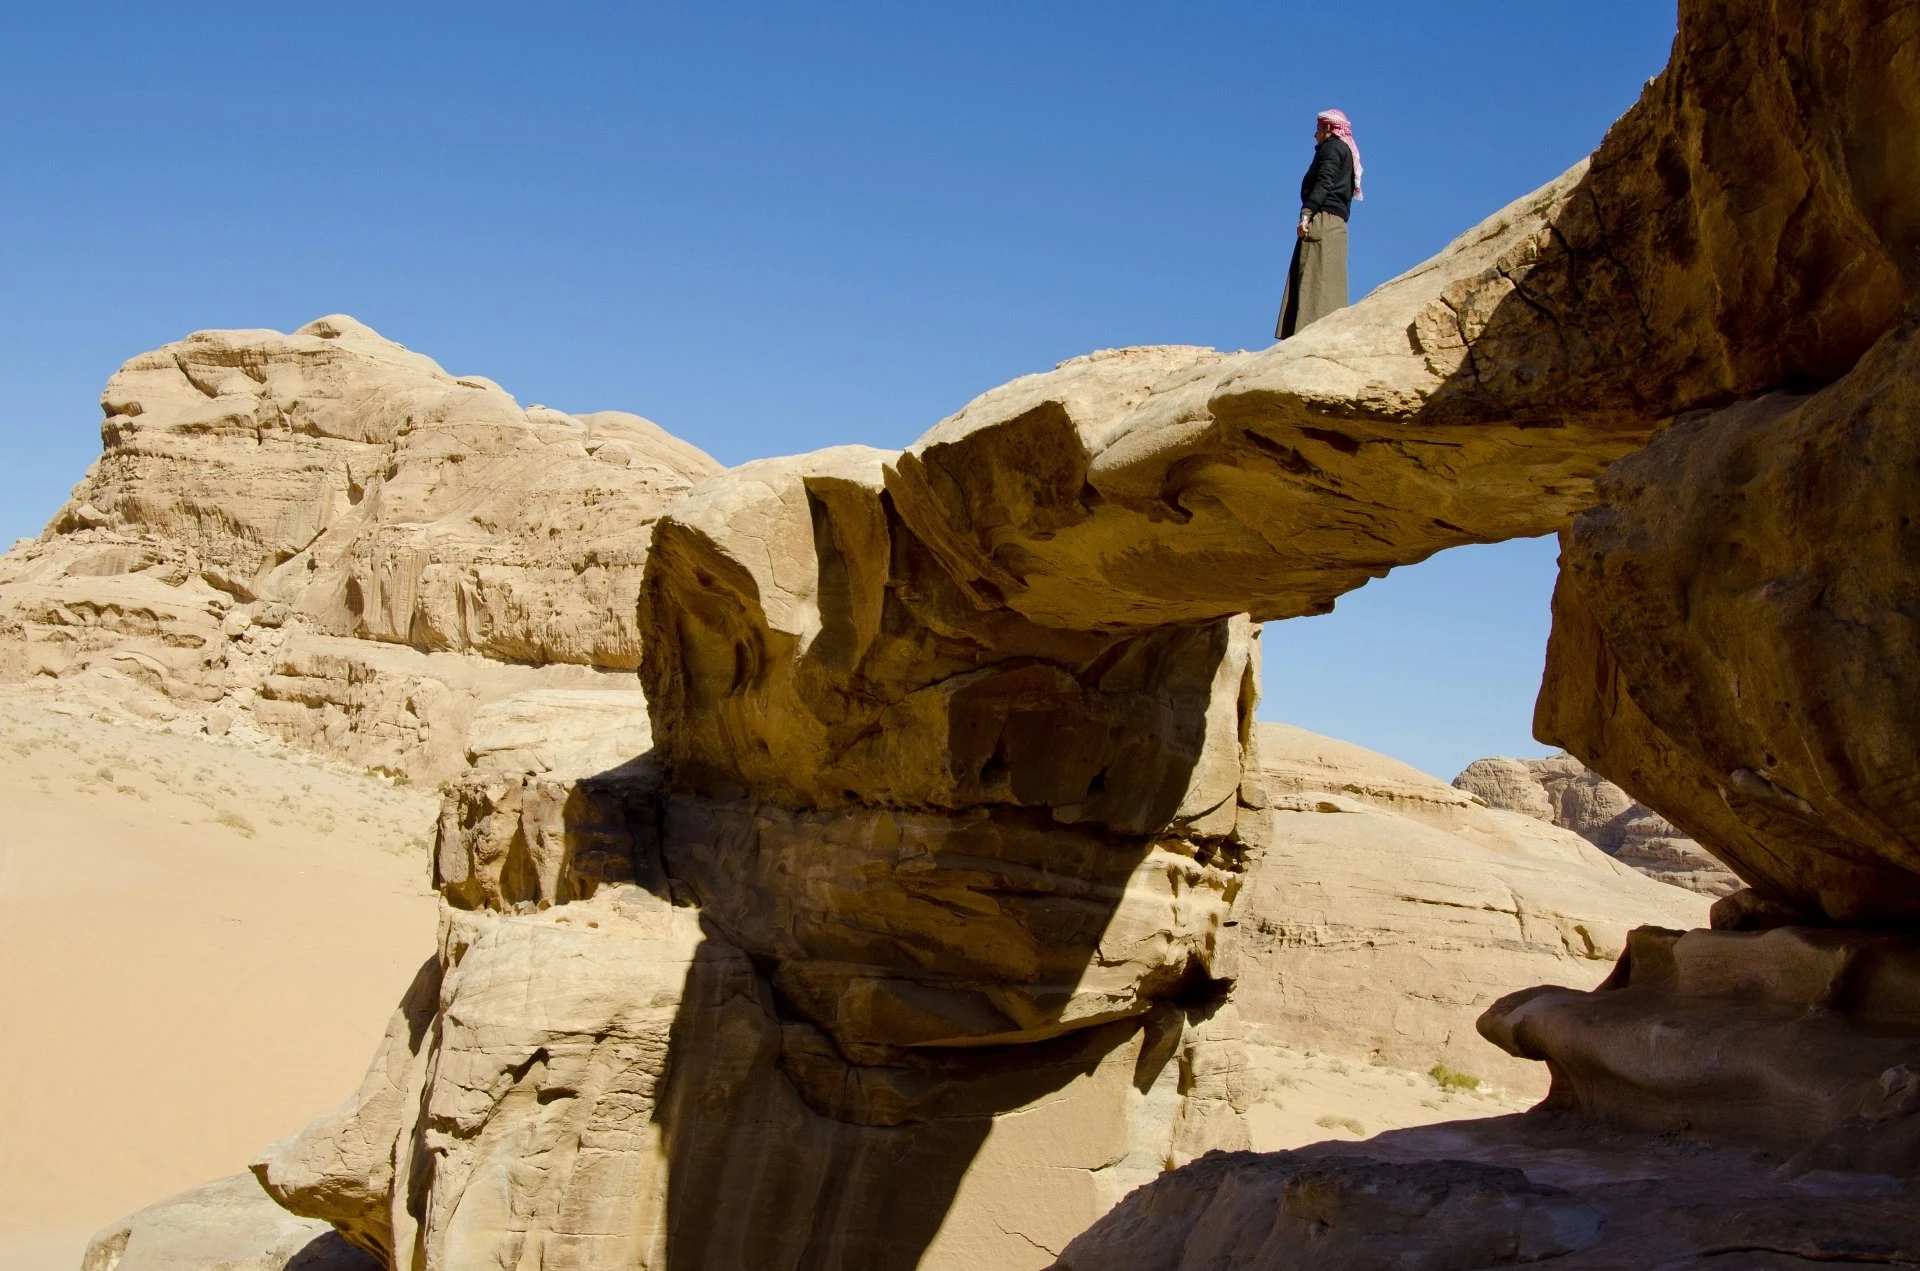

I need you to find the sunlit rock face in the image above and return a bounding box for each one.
[0,315,716,781]
[1454,754,1741,897]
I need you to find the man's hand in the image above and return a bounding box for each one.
[1297,217,1312,239]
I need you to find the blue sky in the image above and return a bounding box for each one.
[1,1,1677,779]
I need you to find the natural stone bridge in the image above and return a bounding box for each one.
[253,0,1920,1266]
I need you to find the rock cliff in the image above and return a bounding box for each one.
[1454,753,1740,897]
[0,315,720,781]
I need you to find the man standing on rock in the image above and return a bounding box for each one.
[1276,108,1362,340]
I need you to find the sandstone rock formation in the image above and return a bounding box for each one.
[1539,311,1920,925]
[1053,1117,1920,1270]
[251,714,1695,1270]
[1050,0,1920,1262]
[80,1174,374,1271]
[0,315,718,781]
[1454,753,1740,897]
[77,0,1920,1264]
[1245,725,1703,1093]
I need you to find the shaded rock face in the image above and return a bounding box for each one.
[1454,754,1742,897]
[1539,312,1920,925]
[1482,925,1920,1175]
[255,884,1263,1270]
[0,315,717,780]
[1052,1117,1920,1271]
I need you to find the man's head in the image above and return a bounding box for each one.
[1315,119,1333,142]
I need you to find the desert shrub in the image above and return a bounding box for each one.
[213,808,256,837]
[1430,1064,1480,1092]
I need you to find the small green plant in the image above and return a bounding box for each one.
[1430,1064,1481,1092]
[96,766,114,781]
[1315,1114,1364,1136]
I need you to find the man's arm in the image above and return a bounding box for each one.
[1298,139,1340,236]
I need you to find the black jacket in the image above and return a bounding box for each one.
[1299,137,1355,221]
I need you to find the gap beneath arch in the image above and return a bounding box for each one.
[1257,534,1563,784]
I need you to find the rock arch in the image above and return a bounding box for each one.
[253,0,1920,1265]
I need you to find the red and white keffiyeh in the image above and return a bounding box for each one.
[1317,109,1364,201]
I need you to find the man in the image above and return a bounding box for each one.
[1276,108,1363,340]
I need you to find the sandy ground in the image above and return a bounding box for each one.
[0,689,440,1270]
[1239,1023,1532,1152]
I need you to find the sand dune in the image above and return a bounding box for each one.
[0,689,439,1270]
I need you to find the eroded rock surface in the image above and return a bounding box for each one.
[0,315,715,780]
[1243,726,1705,1095]
[90,0,1920,1266]
[1052,0,1920,1256]
[81,1173,375,1271]
[250,711,1692,1269]
[255,883,1262,1271]
[1455,754,1741,897]
[1483,924,1920,1173]
[1051,1116,1920,1271]
[1539,312,1920,925]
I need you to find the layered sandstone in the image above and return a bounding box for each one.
[0,315,717,780]
[1245,725,1703,1093]
[1454,753,1740,897]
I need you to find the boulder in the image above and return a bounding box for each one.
[80,1174,375,1271]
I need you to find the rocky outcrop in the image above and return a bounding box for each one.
[0,315,717,780]
[1454,754,1741,897]
[81,1173,374,1271]
[1539,310,1920,925]
[1040,0,1920,1262]
[1052,1115,1920,1270]
[255,715,1693,1269]
[1482,924,1920,1174]
[256,883,1260,1270]
[1244,725,1704,1094]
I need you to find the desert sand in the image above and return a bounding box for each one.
[0,688,439,1270]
